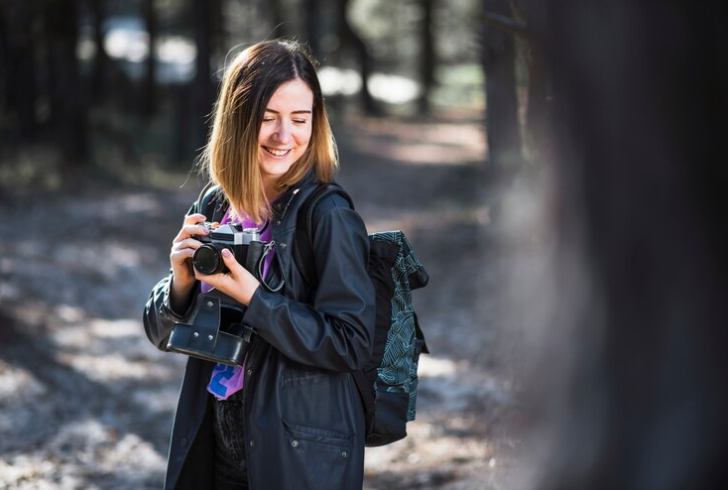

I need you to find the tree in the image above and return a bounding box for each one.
[524,2,728,488]
[417,0,437,115]
[191,0,217,153]
[268,0,290,38]
[305,0,321,61]
[90,0,109,103]
[480,0,521,185]
[45,0,88,164]
[337,0,378,115]
[142,0,157,118]
[1,0,38,146]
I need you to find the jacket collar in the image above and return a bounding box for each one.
[273,170,317,221]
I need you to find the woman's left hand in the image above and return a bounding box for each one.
[195,248,260,306]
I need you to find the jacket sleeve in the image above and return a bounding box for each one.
[143,204,200,351]
[243,196,376,372]
[143,273,198,350]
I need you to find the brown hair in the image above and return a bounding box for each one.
[201,40,338,223]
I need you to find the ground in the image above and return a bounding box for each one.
[0,111,523,489]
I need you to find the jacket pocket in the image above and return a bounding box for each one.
[282,420,354,489]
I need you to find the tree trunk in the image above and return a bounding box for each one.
[268,0,288,37]
[515,0,550,160]
[192,0,214,155]
[524,2,728,489]
[2,1,38,145]
[481,0,522,177]
[524,41,549,158]
[417,0,436,115]
[338,0,378,115]
[305,0,321,60]
[143,0,157,118]
[90,0,109,103]
[45,0,88,164]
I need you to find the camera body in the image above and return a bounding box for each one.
[167,222,276,366]
[192,222,266,276]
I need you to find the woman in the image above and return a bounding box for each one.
[143,40,375,490]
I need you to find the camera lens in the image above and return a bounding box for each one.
[193,244,226,275]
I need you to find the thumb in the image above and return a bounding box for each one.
[221,248,241,272]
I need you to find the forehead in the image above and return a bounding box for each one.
[267,79,314,110]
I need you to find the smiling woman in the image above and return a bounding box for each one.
[143,40,375,490]
[202,41,338,225]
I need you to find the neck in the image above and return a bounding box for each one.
[263,179,282,203]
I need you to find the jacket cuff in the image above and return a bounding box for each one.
[243,286,274,331]
[160,277,197,321]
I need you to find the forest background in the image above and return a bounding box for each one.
[2,1,726,489]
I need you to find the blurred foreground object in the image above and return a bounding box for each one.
[521,1,728,489]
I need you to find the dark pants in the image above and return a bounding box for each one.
[211,392,249,490]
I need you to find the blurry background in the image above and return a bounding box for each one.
[2,1,727,489]
[1,1,523,488]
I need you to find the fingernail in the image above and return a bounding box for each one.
[222,249,232,258]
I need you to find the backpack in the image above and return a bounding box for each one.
[294,182,430,447]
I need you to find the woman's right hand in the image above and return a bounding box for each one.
[168,213,210,308]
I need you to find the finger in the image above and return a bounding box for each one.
[174,214,209,240]
[183,213,207,225]
[172,234,208,251]
[193,268,215,284]
[220,248,244,276]
[170,248,195,263]
[174,224,210,243]
[193,249,243,285]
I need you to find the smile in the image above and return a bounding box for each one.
[263,146,291,157]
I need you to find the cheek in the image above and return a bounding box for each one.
[298,128,313,148]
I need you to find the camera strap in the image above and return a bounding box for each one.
[258,241,284,293]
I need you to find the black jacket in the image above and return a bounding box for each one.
[143,173,376,489]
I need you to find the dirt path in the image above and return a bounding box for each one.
[0,113,521,489]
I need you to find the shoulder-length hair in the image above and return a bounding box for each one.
[201,40,338,223]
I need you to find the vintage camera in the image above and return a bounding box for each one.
[192,223,267,276]
[167,221,282,366]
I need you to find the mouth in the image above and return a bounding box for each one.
[262,146,291,157]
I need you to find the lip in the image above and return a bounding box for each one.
[262,146,292,158]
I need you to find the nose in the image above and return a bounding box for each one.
[273,121,292,145]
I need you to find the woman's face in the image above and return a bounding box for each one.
[258,78,314,193]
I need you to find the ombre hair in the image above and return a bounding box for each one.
[201,40,338,223]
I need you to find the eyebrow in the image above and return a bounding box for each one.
[264,108,312,115]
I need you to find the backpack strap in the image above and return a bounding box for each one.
[293,182,354,289]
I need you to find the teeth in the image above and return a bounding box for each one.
[266,147,289,156]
